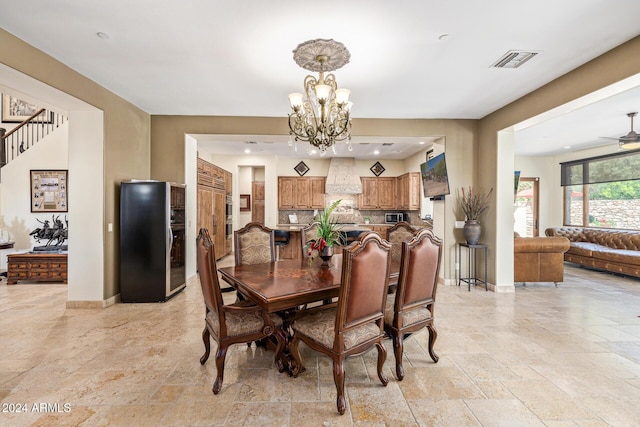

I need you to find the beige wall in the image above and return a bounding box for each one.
[0,28,150,300]
[479,35,640,290]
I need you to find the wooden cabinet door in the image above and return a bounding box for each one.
[359,178,378,210]
[224,170,232,194]
[407,172,421,210]
[252,181,265,224]
[295,179,312,208]
[309,177,326,208]
[397,174,408,209]
[377,178,396,209]
[278,177,295,209]
[213,189,227,257]
[197,185,214,235]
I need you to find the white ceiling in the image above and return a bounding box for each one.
[1,0,639,157]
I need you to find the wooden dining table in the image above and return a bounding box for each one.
[218,254,400,374]
[218,254,400,313]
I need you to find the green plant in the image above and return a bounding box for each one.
[305,199,344,258]
[457,187,493,221]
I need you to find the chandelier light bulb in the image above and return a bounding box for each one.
[314,84,331,102]
[335,88,350,105]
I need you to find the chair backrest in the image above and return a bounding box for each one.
[234,222,275,265]
[301,222,320,258]
[395,228,442,314]
[196,228,224,317]
[336,231,391,335]
[386,221,418,263]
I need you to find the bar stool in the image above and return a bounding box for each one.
[274,230,290,260]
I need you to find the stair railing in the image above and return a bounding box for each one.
[1,108,67,169]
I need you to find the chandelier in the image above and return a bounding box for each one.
[287,39,353,156]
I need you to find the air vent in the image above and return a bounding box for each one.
[491,50,538,69]
[245,141,258,144]
[382,143,394,146]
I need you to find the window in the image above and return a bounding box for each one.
[561,150,640,229]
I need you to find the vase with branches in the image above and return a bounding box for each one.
[457,187,493,244]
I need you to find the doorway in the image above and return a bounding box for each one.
[515,177,539,237]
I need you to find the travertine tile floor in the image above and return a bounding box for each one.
[2,260,640,426]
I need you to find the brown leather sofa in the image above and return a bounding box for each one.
[514,235,570,285]
[545,227,640,278]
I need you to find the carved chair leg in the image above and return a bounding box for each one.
[333,357,347,415]
[212,344,228,394]
[427,323,439,363]
[376,341,389,386]
[200,326,211,365]
[391,331,405,381]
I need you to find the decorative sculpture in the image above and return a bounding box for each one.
[29,214,68,251]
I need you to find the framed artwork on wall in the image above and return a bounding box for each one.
[30,170,68,212]
[239,194,251,212]
[370,161,385,177]
[2,95,52,123]
[294,161,309,176]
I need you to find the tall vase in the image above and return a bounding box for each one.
[463,220,482,245]
[319,246,334,267]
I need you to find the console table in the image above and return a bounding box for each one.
[7,252,68,285]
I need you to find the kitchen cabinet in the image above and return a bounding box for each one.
[197,157,231,258]
[396,172,421,210]
[359,177,395,210]
[278,176,326,209]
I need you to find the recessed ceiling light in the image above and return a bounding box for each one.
[244,148,251,154]
[96,32,110,40]
[373,150,380,155]
[419,141,426,145]
[563,146,571,149]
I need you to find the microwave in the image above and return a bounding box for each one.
[385,213,405,224]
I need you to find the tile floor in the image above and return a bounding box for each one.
[1,260,640,426]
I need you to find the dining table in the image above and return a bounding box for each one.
[218,254,400,374]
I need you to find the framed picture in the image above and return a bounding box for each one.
[239,194,251,212]
[294,161,309,176]
[2,95,52,123]
[31,170,68,212]
[370,161,385,177]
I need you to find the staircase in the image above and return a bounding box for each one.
[0,108,67,177]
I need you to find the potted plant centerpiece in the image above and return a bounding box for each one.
[306,199,344,266]
[457,187,493,245]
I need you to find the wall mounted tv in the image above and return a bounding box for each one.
[420,152,450,200]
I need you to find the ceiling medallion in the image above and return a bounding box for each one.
[287,39,353,156]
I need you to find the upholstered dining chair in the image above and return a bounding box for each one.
[300,222,320,258]
[384,228,442,381]
[196,228,285,394]
[234,222,276,265]
[386,221,418,263]
[289,231,392,415]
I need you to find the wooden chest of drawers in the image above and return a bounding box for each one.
[7,252,68,285]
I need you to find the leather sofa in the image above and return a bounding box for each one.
[545,227,640,278]
[514,235,570,285]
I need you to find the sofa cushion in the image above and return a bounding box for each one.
[591,247,640,265]
[567,242,605,257]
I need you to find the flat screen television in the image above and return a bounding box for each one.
[420,152,450,199]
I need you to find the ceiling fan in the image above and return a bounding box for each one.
[601,112,640,150]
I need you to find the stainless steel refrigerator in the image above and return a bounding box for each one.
[120,181,186,302]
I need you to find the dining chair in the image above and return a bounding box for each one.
[300,221,320,258]
[196,228,285,394]
[234,222,276,265]
[289,231,392,415]
[386,221,418,263]
[383,228,442,381]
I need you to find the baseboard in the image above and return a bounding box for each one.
[66,293,120,309]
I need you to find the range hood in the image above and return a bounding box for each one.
[325,158,362,194]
